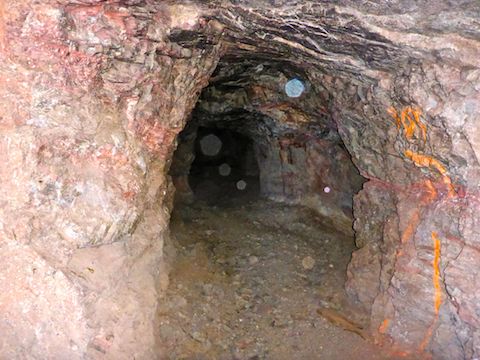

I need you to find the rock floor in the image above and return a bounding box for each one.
[158,193,409,360]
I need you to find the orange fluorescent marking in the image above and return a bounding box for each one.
[431,232,442,314]
[399,181,438,249]
[388,107,401,129]
[410,108,428,142]
[379,319,390,334]
[424,180,437,202]
[388,105,453,353]
[388,106,427,141]
[419,325,434,352]
[404,107,427,141]
[442,176,456,198]
[419,232,443,352]
[404,150,446,174]
[401,108,416,140]
[390,105,454,197]
[404,150,456,197]
[392,351,410,358]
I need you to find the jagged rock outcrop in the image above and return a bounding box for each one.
[1,0,479,359]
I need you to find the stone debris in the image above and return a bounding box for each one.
[158,198,412,360]
[248,255,259,265]
[302,256,316,270]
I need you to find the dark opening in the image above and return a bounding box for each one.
[189,126,260,204]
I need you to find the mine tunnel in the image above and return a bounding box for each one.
[170,60,364,222]
[2,1,480,360]
[164,59,377,359]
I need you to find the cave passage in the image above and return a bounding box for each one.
[160,62,407,360]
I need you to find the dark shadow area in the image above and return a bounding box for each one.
[170,122,261,208]
[189,126,260,205]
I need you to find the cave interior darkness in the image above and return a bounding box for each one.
[188,125,260,203]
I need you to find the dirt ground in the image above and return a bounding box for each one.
[157,180,409,360]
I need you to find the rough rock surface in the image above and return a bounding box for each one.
[0,1,220,358]
[160,195,413,360]
[1,0,479,359]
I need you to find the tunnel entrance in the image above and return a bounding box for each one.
[157,59,408,360]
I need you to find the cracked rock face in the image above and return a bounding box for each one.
[1,1,479,359]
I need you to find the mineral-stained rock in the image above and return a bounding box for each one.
[1,0,479,359]
[0,1,221,358]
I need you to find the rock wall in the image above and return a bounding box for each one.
[255,135,363,232]
[170,120,199,204]
[0,1,220,358]
[336,63,480,359]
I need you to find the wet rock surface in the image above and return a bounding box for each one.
[160,197,411,360]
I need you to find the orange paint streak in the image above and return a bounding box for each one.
[378,319,390,334]
[389,105,456,197]
[404,150,446,174]
[404,150,456,197]
[398,180,438,262]
[401,211,420,244]
[419,324,434,353]
[431,232,442,314]
[393,350,411,358]
[401,109,416,139]
[410,108,427,142]
[424,180,438,202]
[442,176,456,198]
[388,106,427,141]
[404,107,427,141]
[388,107,401,129]
[400,180,439,245]
[419,232,443,352]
